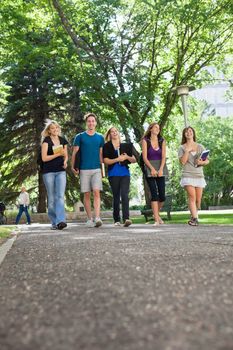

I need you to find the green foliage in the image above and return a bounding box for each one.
[0,0,232,211]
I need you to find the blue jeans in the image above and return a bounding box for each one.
[43,171,66,225]
[16,205,31,224]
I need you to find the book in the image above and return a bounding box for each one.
[101,163,106,177]
[52,145,63,155]
[200,149,210,161]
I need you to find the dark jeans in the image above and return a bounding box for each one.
[15,205,31,224]
[109,176,130,222]
[146,176,166,202]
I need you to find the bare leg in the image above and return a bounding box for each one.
[158,201,164,223]
[84,192,92,219]
[93,189,101,219]
[185,185,197,218]
[195,187,203,210]
[151,201,160,224]
[158,201,164,211]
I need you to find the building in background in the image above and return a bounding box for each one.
[191,73,233,118]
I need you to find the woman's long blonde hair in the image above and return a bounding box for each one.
[41,120,61,143]
[105,126,121,143]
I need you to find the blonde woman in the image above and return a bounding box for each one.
[103,126,136,227]
[41,120,68,230]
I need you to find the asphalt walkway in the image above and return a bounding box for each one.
[0,223,233,350]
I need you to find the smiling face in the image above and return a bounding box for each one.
[48,123,60,137]
[181,126,196,144]
[185,127,194,139]
[109,127,119,140]
[86,116,97,131]
[150,123,160,136]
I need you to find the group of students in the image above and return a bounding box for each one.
[37,112,209,230]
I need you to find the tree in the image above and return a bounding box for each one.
[0,2,85,210]
[51,0,232,141]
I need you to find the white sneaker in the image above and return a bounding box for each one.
[114,222,121,226]
[153,222,160,226]
[86,219,94,228]
[95,218,103,227]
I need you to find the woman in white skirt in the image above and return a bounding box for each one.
[178,126,209,226]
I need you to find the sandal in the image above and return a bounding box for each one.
[188,218,198,226]
[159,217,164,224]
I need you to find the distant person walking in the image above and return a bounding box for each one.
[178,126,209,226]
[41,120,68,230]
[103,126,136,227]
[15,186,31,225]
[141,122,167,226]
[71,113,105,227]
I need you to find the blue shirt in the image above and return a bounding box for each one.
[73,132,104,170]
[108,151,130,177]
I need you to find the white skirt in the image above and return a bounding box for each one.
[180,177,206,188]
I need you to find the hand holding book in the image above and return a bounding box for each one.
[195,149,210,167]
[200,149,210,161]
[52,145,64,156]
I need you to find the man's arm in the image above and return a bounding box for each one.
[71,145,80,175]
[99,147,103,164]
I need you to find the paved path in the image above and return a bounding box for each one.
[0,223,233,350]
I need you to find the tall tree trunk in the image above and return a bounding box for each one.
[37,172,47,213]
[33,73,49,213]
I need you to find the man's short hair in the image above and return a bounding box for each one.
[83,113,97,122]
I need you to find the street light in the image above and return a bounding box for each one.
[172,85,195,127]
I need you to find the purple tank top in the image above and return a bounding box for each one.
[145,139,162,160]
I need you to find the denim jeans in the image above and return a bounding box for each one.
[43,171,66,225]
[109,176,130,222]
[15,205,31,224]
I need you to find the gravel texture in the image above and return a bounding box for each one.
[0,223,233,350]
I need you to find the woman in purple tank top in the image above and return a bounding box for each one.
[141,122,167,226]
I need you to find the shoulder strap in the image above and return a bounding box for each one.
[146,138,151,151]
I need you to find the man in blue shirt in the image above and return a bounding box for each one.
[72,113,105,227]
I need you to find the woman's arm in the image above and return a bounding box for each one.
[196,158,210,167]
[63,145,68,169]
[158,140,166,176]
[126,155,136,163]
[179,145,192,165]
[41,142,63,162]
[103,154,127,165]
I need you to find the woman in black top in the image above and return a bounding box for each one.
[103,126,136,227]
[41,120,68,230]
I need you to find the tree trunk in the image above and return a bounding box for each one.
[37,172,47,213]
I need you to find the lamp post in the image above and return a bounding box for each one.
[172,85,195,127]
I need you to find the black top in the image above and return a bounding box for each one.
[42,136,68,174]
[103,141,133,168]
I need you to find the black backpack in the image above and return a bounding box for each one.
[37,148,44,171]
[139,139,151,173]
[0,202,6,213]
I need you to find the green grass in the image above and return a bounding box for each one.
[0,227,13,241]
[132,213,233,225]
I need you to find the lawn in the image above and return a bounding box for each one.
[132,213,233,225]
[0,226,13,244]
